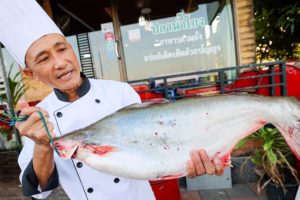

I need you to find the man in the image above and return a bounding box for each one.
[0,0,224,199]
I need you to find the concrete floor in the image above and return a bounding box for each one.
[0,179,268,200]
[180,182,267,200]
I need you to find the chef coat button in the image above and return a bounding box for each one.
[114,178,120,183]
[56,112,63,118]
[95,99,101,103]
[87,188,93,193]
[76,162,82,168]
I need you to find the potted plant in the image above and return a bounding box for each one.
[236,124,299,199]
[0,64,29,107]
[0,64,29,151]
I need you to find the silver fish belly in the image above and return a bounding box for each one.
[53,94,300,180]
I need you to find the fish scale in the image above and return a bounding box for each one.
[53,94,300,180]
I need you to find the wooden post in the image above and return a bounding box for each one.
[232,0,256,65]
[110,0,128,82]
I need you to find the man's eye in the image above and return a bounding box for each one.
[59,47,66,52]
[38,57,48,63]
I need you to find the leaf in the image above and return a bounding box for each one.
[2,63,28,108]
[263,139,273,151]
[267,149,277,165]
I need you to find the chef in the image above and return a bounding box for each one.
[0,0,225,199]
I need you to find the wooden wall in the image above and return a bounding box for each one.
[232,0,256,65]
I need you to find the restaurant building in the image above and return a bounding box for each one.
[1,0,256,102]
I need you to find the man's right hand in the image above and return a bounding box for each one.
[15,100,55,147]
[16,100,57,190]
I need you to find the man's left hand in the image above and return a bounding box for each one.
[186,149,225,178]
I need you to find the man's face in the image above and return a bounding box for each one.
[24,34,82,92]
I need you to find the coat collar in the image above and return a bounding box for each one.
[53,73,91,102]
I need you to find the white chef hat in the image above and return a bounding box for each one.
[0,0,63,68]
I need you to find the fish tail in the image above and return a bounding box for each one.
[271,98,300,159]
[266,97,300,160]
[274,123,300,160]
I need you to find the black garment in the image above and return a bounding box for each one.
[54,73,90,102]
[22,160,59,196]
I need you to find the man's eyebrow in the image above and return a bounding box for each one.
[53,41,66,48]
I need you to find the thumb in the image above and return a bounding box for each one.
[17,99,30,111]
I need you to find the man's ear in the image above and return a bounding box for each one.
[22,68,37,80]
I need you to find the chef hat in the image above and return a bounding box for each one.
[0,0,63,68]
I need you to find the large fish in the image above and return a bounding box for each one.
[53,94,300,180]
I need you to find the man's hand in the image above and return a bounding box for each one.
[15,100,55,146]
[186,149,225,178]
[16,100,56,190]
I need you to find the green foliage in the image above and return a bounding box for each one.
[254,0,300,61]
[0,64,28,107]
[236,125,299,193]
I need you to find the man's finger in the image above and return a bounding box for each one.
[213,156,225,176]
[190,150,205,176]
[186,160,196,178]
[199,150,215,175]
[17,99,29,110]
[19,106,41,116]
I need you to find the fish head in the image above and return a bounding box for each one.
[53,138,81,159]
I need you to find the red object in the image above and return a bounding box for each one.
[104,32,114,41]
[132,85,163,101]
[254,64,300,99]
[231,71,259,90]
[177,86,220,96]
[150,180,181,200]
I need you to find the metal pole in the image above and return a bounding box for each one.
[0,46,22,151]
[268,65,275,96]
[279,62,287,96]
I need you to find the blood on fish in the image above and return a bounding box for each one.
[220,153,231,167]
[288,127,294,136]
[54,141,63,151]
[83,144,116,156]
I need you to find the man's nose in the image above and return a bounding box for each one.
[53,54,66,69]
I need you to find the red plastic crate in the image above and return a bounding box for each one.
[132,85,164,101]
[150,179,181,200]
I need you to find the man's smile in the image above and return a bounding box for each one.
[57,70,73,80]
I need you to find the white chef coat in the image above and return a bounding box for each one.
[296,187,300,200]
[18,79,156,200]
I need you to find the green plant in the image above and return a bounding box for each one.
[236,125,299,193]
[0,63,28,107]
